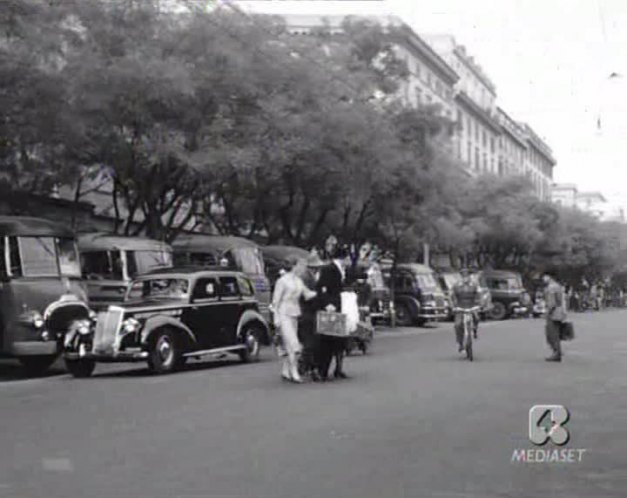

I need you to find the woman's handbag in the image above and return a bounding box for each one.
[559,321,575,341]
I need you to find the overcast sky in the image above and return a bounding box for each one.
[235,0,627,209]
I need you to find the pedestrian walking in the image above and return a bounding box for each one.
[272,256,317,383]
[315,247,350,380]
[297,253,325,381]
[543,272,567,362]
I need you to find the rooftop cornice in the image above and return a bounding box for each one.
[452,46,496,95]
[389,25,459,85]
[455,92,501,133]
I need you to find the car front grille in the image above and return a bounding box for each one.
[93,308,124,355]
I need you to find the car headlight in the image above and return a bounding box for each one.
[32,311,44,329]
[19,310,44,329]
[69,318,92,336]
[121,317,140,335]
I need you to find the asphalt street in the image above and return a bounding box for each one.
[1,311,626,498]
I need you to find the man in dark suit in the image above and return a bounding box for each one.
[315,247,349,380]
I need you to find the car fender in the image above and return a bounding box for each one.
[140,315,197,348]
[394,295,421,318]
[236,310,270,345]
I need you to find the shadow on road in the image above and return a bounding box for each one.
[89,356,271,379]
[0,360,66,383]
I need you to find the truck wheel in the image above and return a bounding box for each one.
[19,355,57,375]
[395,303,413,327]
[238,326,261,363]
[490,302,507,321]
[148,329,181,374]
[65,358,96,378]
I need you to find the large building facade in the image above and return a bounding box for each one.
[425,35,501,176]
[520,123,555,201]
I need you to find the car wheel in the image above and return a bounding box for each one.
[490,302,507,321]
[148,329,181,374]
[19,355,57,375]
[238,326,261,363]
[395,303,413,326]
[65,358,96,378]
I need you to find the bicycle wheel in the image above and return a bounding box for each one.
[464,317,474,361]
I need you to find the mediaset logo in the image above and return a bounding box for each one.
[511,405,587,464]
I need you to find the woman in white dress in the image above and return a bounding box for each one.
[272,257,317,383]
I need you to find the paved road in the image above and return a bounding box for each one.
[1,311,626,498]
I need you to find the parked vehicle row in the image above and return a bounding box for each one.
[0,215,540,377]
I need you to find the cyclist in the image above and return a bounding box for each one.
[451,268,481,352]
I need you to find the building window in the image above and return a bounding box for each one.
[415,87,422,106]
[490,137,495,153]
[414,62,421,78]
[467,141,472,163]
[475,147,480,171]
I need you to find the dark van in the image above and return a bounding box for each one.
[78,233,173,309]
[384,263,447,326]
[480,269,531,320]
[0,216,90,372]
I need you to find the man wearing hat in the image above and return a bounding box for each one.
[315,247,351,380]
[451,268,481,353]
[298,252,325,381]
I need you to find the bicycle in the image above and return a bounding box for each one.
[453,306,481,361]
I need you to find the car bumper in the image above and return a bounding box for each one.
[418,308,447,320]
[10,341,59,356]
[64,350,149,362]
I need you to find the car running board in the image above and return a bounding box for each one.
[183,345,247,359]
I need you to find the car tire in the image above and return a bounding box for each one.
[19,355,57,375]
[65,358,96,378]
[395,303,413,327]
[238,326,261,363]
[490,302,507,321]
[147,329,181,374]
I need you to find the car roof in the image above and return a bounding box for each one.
[396,263,435,273]
[135,266,245,279]
[480,269,521,277]
[0,216,74,237]
[171,234,259,252]
[261,245,310,260]
[77,233,171,252]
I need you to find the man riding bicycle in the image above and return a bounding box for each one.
[451,268,481,352]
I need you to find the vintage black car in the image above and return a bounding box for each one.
[383,263,447,326]
[63,267,271,377]
[479,269,531,320]
[0,216,91,373]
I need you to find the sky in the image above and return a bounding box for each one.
[234,0,627,211]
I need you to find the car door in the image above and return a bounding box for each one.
[217,276,242,346]
[185,277,221,350]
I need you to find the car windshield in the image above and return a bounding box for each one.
[416,273,438,290]
[128,250,173,277]
[16,237,59,277]
[489,277,521,290]
[230,247,264,275]
[127,278,190,300]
